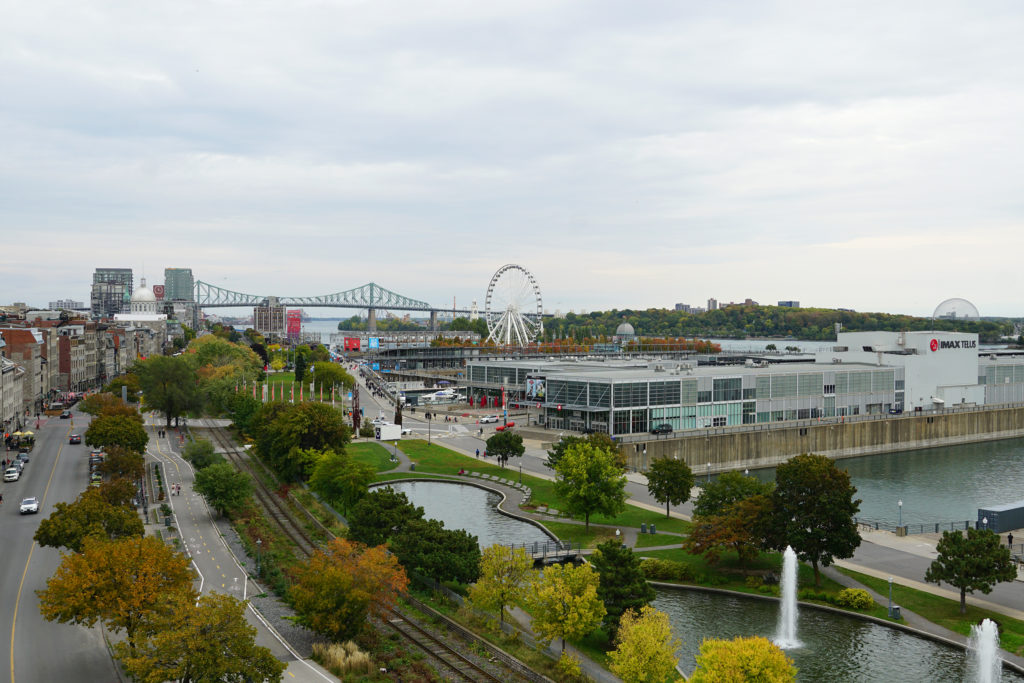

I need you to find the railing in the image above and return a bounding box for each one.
[855,517,973,535]
[504,540,581,557]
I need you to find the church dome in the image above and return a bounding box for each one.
[615,322,635,336]
[132,286,156,303]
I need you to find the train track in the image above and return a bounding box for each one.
[204,421,318,558]
[382,607,506,683]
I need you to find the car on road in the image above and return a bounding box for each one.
[20,497,39,514]
[650,423,673,435]
[4,468,20,482]
[16,452,29,465]
[60,410,72,419]
[888,407,904,415]
[480,415,499,423]
[371,416,391,426]
[401,427,413,435]
[69,433,81,444]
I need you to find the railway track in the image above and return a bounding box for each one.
[382,607,506,683]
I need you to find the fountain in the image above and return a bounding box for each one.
[774,546,801,649]
[968,619,1002,683]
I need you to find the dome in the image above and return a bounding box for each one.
[132,286,156,303]
[932,298,979,321]
[615,322,636,336]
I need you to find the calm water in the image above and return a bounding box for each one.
[745,437,1024,527]
[380,480,553,548]
[655,586,1024,682]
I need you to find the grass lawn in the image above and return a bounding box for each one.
[541,521,619,548]
[348,442,396,472]
[839,568,1024,655]
[265,372,295,384]
[634,532,682,549]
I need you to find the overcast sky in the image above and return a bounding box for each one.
[3,1,1024,318]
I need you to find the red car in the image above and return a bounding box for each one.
[69,434,81,444]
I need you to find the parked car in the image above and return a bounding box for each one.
[480,415,499,424]
[650,423,673,435]
[888,407,904,415]
[370,416,390,426]
[16,452,29,464]
[60,410,72,419]
[4,468,20,482]
[20,497,39,514]
[69,434,82,444]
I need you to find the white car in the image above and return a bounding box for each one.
[371,416,391,426]
[4,467,20,482]
[20,497,39,514]
[480,415,499,424]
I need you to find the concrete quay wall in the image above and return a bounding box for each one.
[631,406,1024,474]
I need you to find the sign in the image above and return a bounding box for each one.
[152,285,165,300]
[368,337,380,349]
[372,363,380,371]
[525,377,546,399]
[933,338,976,350]
[286,310,302,339]
[344,337,361,351]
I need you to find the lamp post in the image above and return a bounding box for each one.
[983,517,989,531]
[898,499,903,528]
[393,441,398,463]
[642,448,647,471]
[427,412,432,445]
[255,538,262,578]
[744,468,749,477]
[887,576,894,617]
[707,462,711,484]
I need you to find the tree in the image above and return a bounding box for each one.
[98,445,146,481]
[607,606,680,683]
[113,592,285,683]
[193,462,253,517]
[591,540,656,642]
[925,528,1017,614]
[547,432,625,471]
[346,486,424,546]
[391,518,481,584]
[686,494,773,569]
[80,392,140,418]
[103,374,141,403]
[85,414,148,454]
[527,561,606,653]
[181,438,224,470]
[312,361,354,396]
[646,458,695,518]
[769,454,861,587]
[308,450,376,515]
[37,536,194,652]
[135,355,201,428]
[468,545,534,626]
[546,435,584,470]
[294,353,307,383]
[290,538,408,641]
[35,486,145,552]
[554,441,628,531]
[486,430,525,468]
[253,402,351,481]
[693,470,774,519]
[690,636,796,682]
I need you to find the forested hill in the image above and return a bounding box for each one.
[541,306,1014,343]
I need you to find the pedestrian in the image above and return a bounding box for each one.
[1009,532,1014,548]
[475,448,480,458]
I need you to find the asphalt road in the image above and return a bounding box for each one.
[0,408,119,683]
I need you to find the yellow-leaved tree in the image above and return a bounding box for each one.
[468,544,535,625]
[607,605,680,683]
[527,562,605,653]
[690,635,796,682]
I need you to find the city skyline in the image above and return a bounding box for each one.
[4,3,1024,317]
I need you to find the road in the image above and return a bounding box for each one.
[1,408,119,683]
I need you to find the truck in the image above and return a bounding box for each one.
[375,423,403,441]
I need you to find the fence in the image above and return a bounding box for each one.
[855,517,974,535]
[504,540,582,558]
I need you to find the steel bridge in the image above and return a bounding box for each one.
[193,280,472,331]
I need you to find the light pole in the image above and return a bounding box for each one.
[744,468,749,477]
[427,412,432,445]
[393,441,398,463]
[255,538,262,578]
[887,576,894,617]
[898,499,903,529]
[983,517,989,531]
[707,462,711,484]
[642,448,647,471]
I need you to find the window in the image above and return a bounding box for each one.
[681,380,698,405]
[614,382,648,408]
[823,384,835,395]
[649,381,681,405]
[631,409,649,433]
[712,416,727,427]
[590,383,611,408]
[713,378,742,402]
[743,387,756,400]
[613,410,631,434]
[697,390,712,404]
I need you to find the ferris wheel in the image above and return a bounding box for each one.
[484,264,544,346]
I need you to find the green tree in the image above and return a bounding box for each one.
[527,562,606,653]
[135,355,200,428]
[687,494,773,569]
[181,438,224,470]
[98,445,146,481]
[486,430,525,469]
[546,435,584,470]
[113,592,285,683]
[85,414,149,453]
[547,432,625,471]
[227,392,261,435]
[770,454,861,587]
[554,441,628,531]
[37,536,194,652]
[253,402,351,480]
[690,636,796,682]
[35,486,145,552]
[193,462,253,517]
[312,361,355,396]
[646,458,694,518]
[294,353,308,383]
[591,540,656,642]
[391,518,481,584]
[80,392,140,417]
[308,450,375,514]
[925,528,1017,615]
[346,486,424,546]
[607,606,680,683]
[103,374,141,403]
[468,545,534,626]
[693,470,774,518]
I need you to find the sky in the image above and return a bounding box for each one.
[3,1,1024,318]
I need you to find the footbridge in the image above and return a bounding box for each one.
[194,280,472,331]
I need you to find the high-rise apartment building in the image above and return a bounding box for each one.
[48,299,85,310]
[91,268,133,319]
[164,267,194,301]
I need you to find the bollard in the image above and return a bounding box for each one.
[641,523,647,534]
[410,463,415,471]
[650,523,656,535]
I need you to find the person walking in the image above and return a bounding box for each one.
[475,448,480,458]
[1009,532,1014,548]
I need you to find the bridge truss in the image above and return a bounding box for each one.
[194,280,435,311]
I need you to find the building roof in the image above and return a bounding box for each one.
[615,322,635,336]
[0,329,39,346]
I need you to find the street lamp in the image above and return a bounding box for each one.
[887,576,894,617]
[255,538,262,578]
[393,441,398,463]
[642,448,647,471]
[744,468,749,477]
[983,517,989,531]
[707,462,711,484]
[898,499,903,528]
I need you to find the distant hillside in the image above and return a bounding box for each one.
[542,306,1013,343]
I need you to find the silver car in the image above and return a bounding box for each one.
[4,468,19,482]
[20,497,40,514]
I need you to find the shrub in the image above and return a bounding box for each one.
[745,576,764,590]
[640,558,693,582]
[556,652,583,681]
[358,419,375,438]
[836,588,874,610]
[312,641,374,676]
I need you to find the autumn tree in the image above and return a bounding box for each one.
[607,606,680,683]
[693,470,774,518]
[135,355,201,428]
[346,486,424,546]
[37,536,194,652]
[486,430,525,468]
[103,373,142,402]
[98,445,146,481]
[646,457,695,518]
[85,414,148,454]
[290,538,408,641]
[591,540,655,642]
[308,449,375,515]
[114,592,284,683]
[769,453,861,587]
[686,494,773,569]
[527,562,606,653]
[468,545,535,626]
[80,392,140,418]
[35,486,145,553]
[554,441,628,531]
[193,462,253,517]
[690,636,796,682]
[925,528,1017,614]
[391,518,481,585]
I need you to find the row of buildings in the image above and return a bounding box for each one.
[88,267,196,325]
[1,281,180,435]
